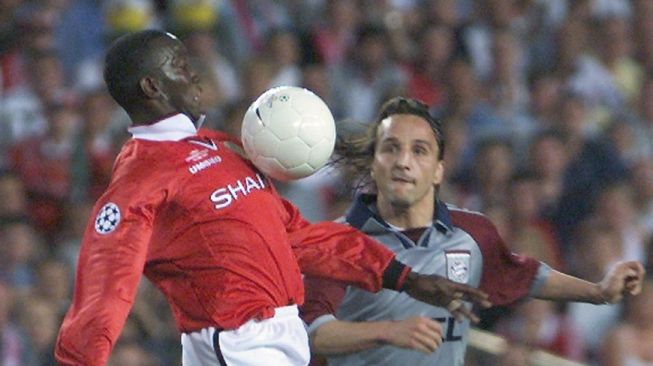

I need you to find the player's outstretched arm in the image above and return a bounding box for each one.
[401,272,492,323]
[534,261,645,304]
[311,316,444,355]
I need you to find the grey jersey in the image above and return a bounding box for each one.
[303,194,550,366]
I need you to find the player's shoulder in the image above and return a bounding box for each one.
[111,139,171,184]
[445,203,487,220]
[445,203,496,232]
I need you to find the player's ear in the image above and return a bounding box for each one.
[139,76,163,99]
[432,160,444,186]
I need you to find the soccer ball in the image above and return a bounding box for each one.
[241,86,336,181]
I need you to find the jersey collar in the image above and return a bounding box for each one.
[128,113,197,141]
[346,193,454,234]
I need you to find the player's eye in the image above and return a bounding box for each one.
[380,143,399,153]
[414,146,428,155]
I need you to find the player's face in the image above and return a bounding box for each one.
[153,37,203,121]
[371,114,444,209]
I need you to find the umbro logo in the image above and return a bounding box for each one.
[186,149,209,162]
[189,156,222,174]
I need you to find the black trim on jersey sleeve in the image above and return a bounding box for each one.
[382,259,410,290]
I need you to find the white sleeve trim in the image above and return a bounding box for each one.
[528,262,552,297]
[307,314,338,335]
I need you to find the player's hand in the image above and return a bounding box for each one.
[383,316,443,354]
[402,272,492,323]
[599,261,646,303]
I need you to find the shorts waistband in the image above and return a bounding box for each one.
[273,304,298,318]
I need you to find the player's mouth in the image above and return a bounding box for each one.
[391,176,415,184]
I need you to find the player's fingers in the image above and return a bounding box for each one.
[422,318,444,336]
[412,327,443,353]
[453,304,480,324]
[618,261,644,280]
[447,299,464,322]
[446,300,480,323]
[447,299,463,312]
[624,268,638,279]
[404,338,431,354]
[454,285,492,308]
[625,276,643,295]
[405,332,439,354]
[627,261,646,276]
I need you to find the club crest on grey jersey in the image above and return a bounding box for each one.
[445,250,471,284]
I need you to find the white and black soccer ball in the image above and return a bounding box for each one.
[241,86,336,181]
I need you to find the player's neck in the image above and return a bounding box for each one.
[376,195,434,230]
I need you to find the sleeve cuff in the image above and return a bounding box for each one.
[382,259,411,291]
[306,314,338,335]
[528,262,552,297]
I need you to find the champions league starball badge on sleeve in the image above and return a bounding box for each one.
[95,202,121,235]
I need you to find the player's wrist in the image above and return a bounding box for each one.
[374,320,396,346]
[594,282,610,304]
[400,271,419,292]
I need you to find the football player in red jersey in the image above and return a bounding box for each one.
[54,30,491,366]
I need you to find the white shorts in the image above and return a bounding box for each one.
[181,305,310,366]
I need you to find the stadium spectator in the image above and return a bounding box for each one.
[10,99,79,238]
[404,24,454,109]
[552,90,630,252]
[434,58,504,168]
[506,171,564,270]
[632,159,653,238]
[0,49,73,168]
[264,28,302,88]
[308,0,361,66]
[16,295,59,365]
[108,340,160,366]
[600,277,653,366]
[70,88,120,202]
[0,280,36,365]
[333,23,407,123]
[183,29,241,104]
[567,224,624,360]
[592,182,649,265]
[494,300,586,361]
[527,130,569,218]
[0,218,42,296]
[0,170,28,218]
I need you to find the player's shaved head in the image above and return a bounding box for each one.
[103,30,180,113]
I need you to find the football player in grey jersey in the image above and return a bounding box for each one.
[300,97,645,366]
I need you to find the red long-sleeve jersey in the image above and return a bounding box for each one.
[54,114,409,366]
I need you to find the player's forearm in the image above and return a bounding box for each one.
[55,333,113,366]
[533,269,604,304]
[310,320,395,355]
[291,221,411,292]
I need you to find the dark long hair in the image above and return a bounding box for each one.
[332,97,445,190]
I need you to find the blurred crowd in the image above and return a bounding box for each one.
[1,0,653,365]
